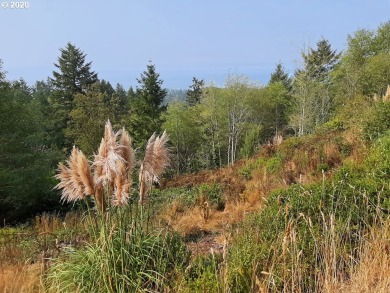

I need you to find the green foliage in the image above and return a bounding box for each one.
[65,84,110,155]
[46,206,190,292]
[186,77,204,106]
[198,183,224,210]
[65,83,129,155]
[184,254,222,292]
[49,43,98,152]
[250,82,290,140]
[238,161,257,180]
[301,38,341,82]
[163,75,292,170]
[0,77,62,223]
[128,62,167,146]
[269,62,292,91]
[226,133,390,291]
[317,118,345,132]
[363,102,390,141]
[51,42,98,95]
[239,125,261,159]
[334,21,390,98]
[265,155,283,174]
[150,187,199,211]
[163,101,204,173]
[291,38,341,136]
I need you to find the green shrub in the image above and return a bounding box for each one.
[198,183,224,210]
[265,156,283,174]
[238,161,258,180]
[184,254,223,292]
[363,102,390,141]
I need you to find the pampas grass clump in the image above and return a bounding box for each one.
[48,121,189,292]
[55,120,169,210]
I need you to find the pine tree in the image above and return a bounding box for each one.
[49,43,98,151]
[51,43,98,96]
[128,62,167,145]
[269,63,292,91]
[99,79,114,97]
[186,77,204,106]
[302,38,341,82]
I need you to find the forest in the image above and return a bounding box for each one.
[0,21,390,292]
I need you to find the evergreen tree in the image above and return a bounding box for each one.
[99,79,115,97]
[0,70,62,223]
[128,62,167,145]
[66,84,111,155]
[186,77,204,106]
[113,83,129,123]
[49,43,98,152]
[301,38,341,82]
[127,86,136,100]
[269,63,292,91]
[115,83,127,101]
[51,43,98,95]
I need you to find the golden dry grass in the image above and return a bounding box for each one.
[0,263,41,293]
[333,219,390,293]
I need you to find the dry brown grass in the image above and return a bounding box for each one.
[0,263,41,293]
[161,197,264,238]
[0,212,87,293]
[333,219,390,293]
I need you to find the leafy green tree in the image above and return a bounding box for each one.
[128,62,167,145]
[334,21,390,98]
[186,77,204,106]
[239,125,261,159]
[257,83,290,139]
[112,83,130,125]
[224,75,253,164]
[0,70,61,223]
[199,85,227,168]
[292,39,340,135]
[115,83,127,102]
[163,101,204,172]
[269,63,292,91]
[290,72,319,135]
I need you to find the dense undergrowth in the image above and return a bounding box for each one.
[225,134,390,292]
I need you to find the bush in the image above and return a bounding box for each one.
[198,183,224,210]
[184,254,223,292]
[363,102,390,141]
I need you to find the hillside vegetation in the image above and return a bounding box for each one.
[0,22,390,292]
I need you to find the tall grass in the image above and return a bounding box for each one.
[46,205,190,292]
[47,121,190,292]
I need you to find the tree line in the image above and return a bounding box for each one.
[1,21,389,222]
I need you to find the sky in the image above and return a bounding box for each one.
[0,0,389,89]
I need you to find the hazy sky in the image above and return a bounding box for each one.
[1,0,389,89]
